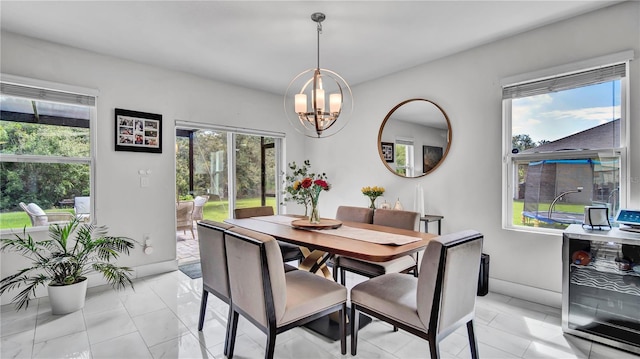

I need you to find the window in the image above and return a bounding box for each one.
[502,55,630,232]
[395,138,415,177]
[0,77,96,230]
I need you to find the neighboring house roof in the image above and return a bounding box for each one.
[520,119,620,153]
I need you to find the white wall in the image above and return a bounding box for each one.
[0,31,307,304]
[308,1,640,306]
[1,2,638,307]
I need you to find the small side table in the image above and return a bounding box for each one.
[420,215,443,235]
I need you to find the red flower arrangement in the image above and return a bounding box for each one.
[301,178,330,223]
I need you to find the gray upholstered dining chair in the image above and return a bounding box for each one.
[332,206,374,282]
[196,220,234,356]
[234,206,305,265]
[350,230,484,359]
[335,205,374,224]
[224,227,348,358]
[333,208,420,285]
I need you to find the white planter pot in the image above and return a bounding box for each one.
[47,278,88,315]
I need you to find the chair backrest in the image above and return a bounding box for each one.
[373,208,420,231]
[176,200,194,226]
[234,206,274,219]
[225,227,287,328]
[19,202,46,226]
[197,220,233,301]
[335,206,374,223]
[417,230,483,335]
[74,196,90,215]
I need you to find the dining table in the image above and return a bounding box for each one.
[224,214,437,279]
[223,214,438,341]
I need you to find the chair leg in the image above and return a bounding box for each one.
[340,303,347,355]
[224,306,233,356]
[227,310,240,359]
[332,264,339,282]
[467,320,479,359]
[198,290,208,331]
[340,268,346,286]
[428,336,440,359]
[265,328,276,359]
[350,305,360,355]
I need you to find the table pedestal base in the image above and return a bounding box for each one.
[304,309,372,342]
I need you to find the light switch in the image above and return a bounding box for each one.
[140,176,150,187]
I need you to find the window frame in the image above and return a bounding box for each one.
[0,74,98,233]
[501,53,632,234]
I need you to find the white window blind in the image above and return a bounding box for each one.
[502,63,626,99]
[1,82,96,107]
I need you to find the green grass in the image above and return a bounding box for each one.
[200,197,276,222]
[513,199,586,229]
[0,198,276,230]
[0,209,74,230]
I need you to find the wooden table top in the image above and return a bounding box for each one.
[224,216,437,262]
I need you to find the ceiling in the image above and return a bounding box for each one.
[0,1,622,96]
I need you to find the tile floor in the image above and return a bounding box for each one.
[176,225,201,266]
[2,268,639,359]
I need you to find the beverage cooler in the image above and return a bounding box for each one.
[562,225,640,355]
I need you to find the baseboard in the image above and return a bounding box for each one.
[1,260,179,305]
[85,259,178,286]
[489,277,562,308]
[133,260,179,278]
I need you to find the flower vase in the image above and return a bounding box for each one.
[368,196,377,209]
[309,200,321,224]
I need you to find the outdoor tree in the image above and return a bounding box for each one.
[512,134,537,152]
[0,121,90,211]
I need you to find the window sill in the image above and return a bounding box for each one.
[1,226,49,236]
[503,225,565,238]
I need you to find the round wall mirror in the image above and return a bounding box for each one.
[378,98,452,178]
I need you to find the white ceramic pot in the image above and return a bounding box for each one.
[47,277,88,315]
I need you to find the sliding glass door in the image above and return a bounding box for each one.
[176,124,283,222]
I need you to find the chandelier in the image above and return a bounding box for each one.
[285,12,353,138]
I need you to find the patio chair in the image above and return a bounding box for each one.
[74,196,90,222]
[192,195,209,224]
[19,202,74,227]
[176,200,195,238]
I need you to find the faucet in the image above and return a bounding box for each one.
[548,187,583,221]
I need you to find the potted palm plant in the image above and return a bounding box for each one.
[0,218,136,314]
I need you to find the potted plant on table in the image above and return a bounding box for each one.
[0,218,136,314]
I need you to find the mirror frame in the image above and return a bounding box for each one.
[378,98,452,178]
